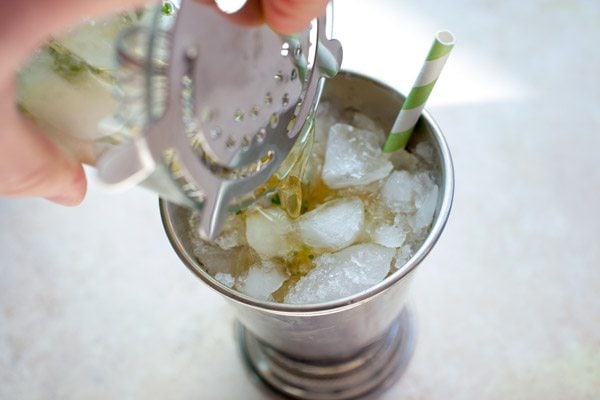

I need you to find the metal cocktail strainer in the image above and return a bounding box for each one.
[97,0,342,239]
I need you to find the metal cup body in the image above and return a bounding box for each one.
[229,274,414,361]
[160,71,454,397]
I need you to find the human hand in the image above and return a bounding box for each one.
[0,0,328,205]
[199,0,329,34]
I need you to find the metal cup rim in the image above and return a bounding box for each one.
[160,70,454,315]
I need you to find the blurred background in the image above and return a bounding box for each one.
[1,0,598,399]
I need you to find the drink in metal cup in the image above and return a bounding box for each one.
[160,71,454,399]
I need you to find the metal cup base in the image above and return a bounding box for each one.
[237,307,416,400]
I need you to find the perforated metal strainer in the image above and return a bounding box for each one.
[97,0,342,240]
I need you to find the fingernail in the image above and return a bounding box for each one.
[45,165,87,206]
[46,194,83,206]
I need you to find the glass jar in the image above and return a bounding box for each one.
[16,4,317,211]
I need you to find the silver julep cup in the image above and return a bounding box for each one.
[160,71,454,399]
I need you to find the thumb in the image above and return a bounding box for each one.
[0,80,86,206]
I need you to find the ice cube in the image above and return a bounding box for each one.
[284,243,395,304]
[245,207,294,259]
[214,213,245,250]
[351,113,385,144]
[237,260,288,301]
[381,171,435,214]
[414,141,436,165]
[314,102,338,156]
[215,230,242,250]
[298,198,364,250]
[370,215,407,248]
[381,171,415,213]
[394,245,414,270]
[321,123,393,189]
[388,148,421,172]
[192,240,248,276]
[410,184,439,232]
[337,178,383,198]
[214,272,235,288]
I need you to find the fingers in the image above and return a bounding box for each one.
[197,0,328,34]
[262,0,329,34]
[197,0,264,27]
[0,80,86,205]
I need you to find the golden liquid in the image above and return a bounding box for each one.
[278,175,303,219]
[259,150,389,287]
[199,118,407,301]
[303,176,336,211]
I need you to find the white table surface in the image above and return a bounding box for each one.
[1,1,599,399]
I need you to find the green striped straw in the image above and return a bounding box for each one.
[383,30,455,153]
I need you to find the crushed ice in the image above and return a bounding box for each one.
[321,123,393,189]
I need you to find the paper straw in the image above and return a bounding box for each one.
[383,30,455,153]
